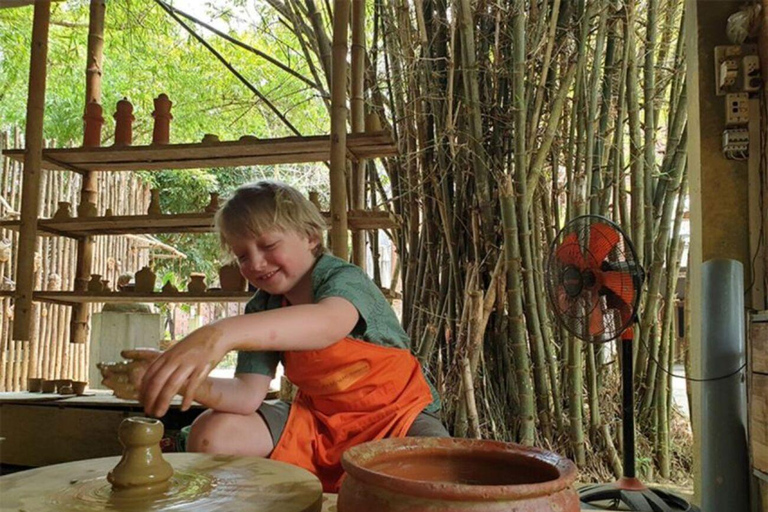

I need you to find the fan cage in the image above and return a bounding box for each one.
[545,215,643,344]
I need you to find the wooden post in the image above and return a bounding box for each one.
[71,0,106,343]
[350,0,366,269]
[330,0,351,260]
[13,1,51,341]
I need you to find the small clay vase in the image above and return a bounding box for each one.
[41,379,56,393]
[151,93,173,145]
[201,133,220,144]
[108,417,174,495]
[339,438,580,512]
[104,207,114,217]
[77,201,98,218]
[204,192,220,213]
[187,273,207,294]
[56,379,73,394]
[147,188,162,216]
[52,202,73,221]
[134,266,156,293]
[87,274,104,293]
[101,279,111,292]
[219,263,246,292]
[72,381,88,395]
[83,101,104,147]
[161,281,178,294]
[113,97,135,146]
[365,111,383,132]
[27,377,42,392]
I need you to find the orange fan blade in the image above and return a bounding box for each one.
[589,300,605,337]
[556,232,585,268]
[602,270,635,308]
[588,222,621,264]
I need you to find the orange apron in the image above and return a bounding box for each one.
[269,337,433,492]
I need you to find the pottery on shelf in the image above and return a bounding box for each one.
[27,377,42,392]
[204,192,220,213]
[83,100,104,147]
[113,97,135,146]
[134,266,156,293]
[101,279,111,292]
[338,437,579,512]
[239,135,259,142]
[219,263,246,292]
[187,273,207,294]
[77,201,98,218]
[41,379,56,393]
[161,281,178,294]
[108,417,174,496]
[52,202,73,220]
[104,207,114,217]
[87,274,104,293]
[72,381,88,395]
[56,379,73,394]
[147,188,162,216]
[151,93,173,145]
[365,111,383,133]
[201,133,220,144]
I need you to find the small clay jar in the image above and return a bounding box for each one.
[204,192,220,213]
[113,97,135,146]
[77,201,98,218]
[56,379,73,394]
[104,208,114,217]
[201,133,220,144]
[161,281,178,294]
[187,273,207,294]
[27,377,43,392]
[134,266,156,293]
[83,101,104,147]
[72,381,88,395]
[108,417,174,495]
[151,93,173,145]
[365,111,383,133]
[52,202,73,221]
[219,263,246,292]
[87,274,104,293]
[147,188,162,216]
[41,379,57,393]
[101,279,111,292]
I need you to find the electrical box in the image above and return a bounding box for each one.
[725,93,750,126]
[742,55,762,92]
[722,129,749,160]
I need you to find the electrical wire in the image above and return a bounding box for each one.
[638,333,747,382]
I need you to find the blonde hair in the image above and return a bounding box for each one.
[214,180,327,258]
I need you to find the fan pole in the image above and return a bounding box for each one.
[621,336,636,479]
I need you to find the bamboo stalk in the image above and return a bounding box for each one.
[350,0,366,269]
[14,0,51,341]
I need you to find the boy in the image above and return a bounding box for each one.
[123,180,447,492]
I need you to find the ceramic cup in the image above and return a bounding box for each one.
[27,377,43,392]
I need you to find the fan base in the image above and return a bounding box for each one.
[579,479,699,511]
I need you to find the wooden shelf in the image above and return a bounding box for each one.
[1,131,398,172]
[0,290,252,305]
[0,210,399,238]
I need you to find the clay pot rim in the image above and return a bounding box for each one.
[341,437,578,502]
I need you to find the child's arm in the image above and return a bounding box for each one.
[120,349,273,414]
[141,296,359,417]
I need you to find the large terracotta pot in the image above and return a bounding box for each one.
[339,437,579,512]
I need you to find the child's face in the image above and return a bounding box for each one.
[227,229,319,297]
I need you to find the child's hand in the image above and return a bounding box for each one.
[140,325,229,417]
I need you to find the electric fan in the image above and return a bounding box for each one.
[546,215,698,512]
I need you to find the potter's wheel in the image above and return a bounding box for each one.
[0,453,323,512]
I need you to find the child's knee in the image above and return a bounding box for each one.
[187,409,229,453]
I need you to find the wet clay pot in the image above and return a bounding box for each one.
[108,417,173,496]
[338,437,579,512]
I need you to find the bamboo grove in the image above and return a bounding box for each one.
[259,0,690,480]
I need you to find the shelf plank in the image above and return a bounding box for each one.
[0,290,254,305]
[1,132,398,172]
[0,210,399,237]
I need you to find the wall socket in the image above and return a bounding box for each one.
[714,44,758,95]
[743,55,762,92]
[725,92,749,126]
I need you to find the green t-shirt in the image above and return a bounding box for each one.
[235,253,440,413]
